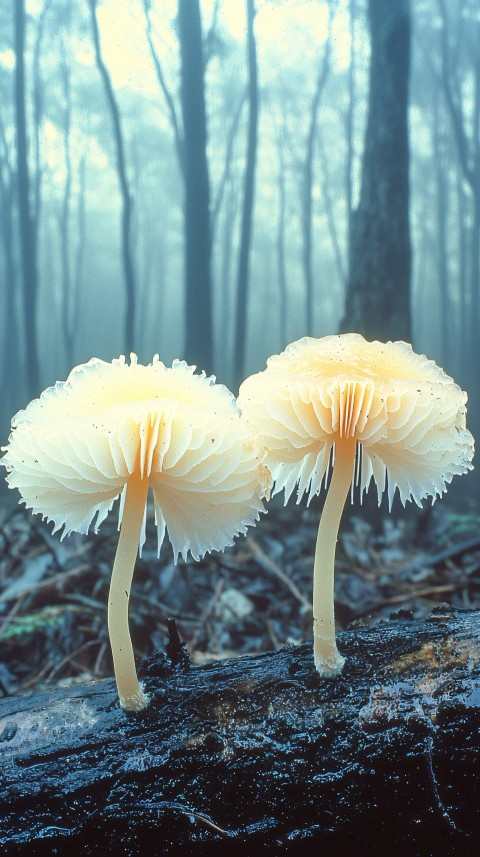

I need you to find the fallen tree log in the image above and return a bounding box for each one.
[0,609,479,855]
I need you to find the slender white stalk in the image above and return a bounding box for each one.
[312,438,356,675]
[108,474,149,711]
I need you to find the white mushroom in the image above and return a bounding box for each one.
[238,334,474,676]
[2,354,271,711]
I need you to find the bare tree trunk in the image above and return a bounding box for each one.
[340,0,412,341]
[72,154,87,357]
[0,132,22,416]
[276,124,288,349]
[471,193,480,370]
[178,0,213,375]
[457,172,469,380]
[211,89,246,237]
[218,181,237,384]
[31,0,50,250]
[344,0,357,252]
[143,0,185,176]
[433,93,450,368]
[14,0,40,398]
[437,0,480,461]
[470,58,480,377]
[59,46,74,367]
[318,130,346,288]
[233,0,258,384]
[302,48,330,336]
[88,0,136,353]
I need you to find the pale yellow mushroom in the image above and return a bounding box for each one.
[2,355,271,711]
[238,334,474,676]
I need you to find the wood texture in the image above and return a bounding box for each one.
[1,609,479,855]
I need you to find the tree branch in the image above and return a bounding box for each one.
[143,0,185,176]
[87,0,136,351]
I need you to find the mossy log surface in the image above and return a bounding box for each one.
[0,609,479,856]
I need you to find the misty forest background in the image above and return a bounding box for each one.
[0,0,479,499]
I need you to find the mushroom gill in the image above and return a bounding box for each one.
[2,354,271,711]
[238,334,474,676]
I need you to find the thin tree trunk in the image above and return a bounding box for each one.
[211,89,246,236]
[143,0,185,176]
[318,130,346,287]
[31,0,50,249]
[178,0,213,375]
[14,0,40,397]
[0,137,21,416]
[433,93,450,367]
[457,172,469,380]
[413,204,435,348]
[340,0,412,341]
[470,58,480,380]
[471,193,480,373]
[233,0,258,384]
[218,182,236,384]
[88,0,136,353]
[276,126,288,348]
[59,47,74,367]
[139,229,164,355]
[72,154,87,358]
[302,49,330,336]
[437,0,480,418]
[211,90,245,378]
[344,0,356,251]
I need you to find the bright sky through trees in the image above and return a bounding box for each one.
[60,0,349,95]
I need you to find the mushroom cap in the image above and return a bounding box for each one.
[237,334,474,507]
[2,355,271,560]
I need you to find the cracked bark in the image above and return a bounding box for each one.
[0,609,479,854]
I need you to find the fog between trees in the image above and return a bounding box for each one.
[0,0,478,492]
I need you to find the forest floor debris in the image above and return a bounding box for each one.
[1,494,479,698]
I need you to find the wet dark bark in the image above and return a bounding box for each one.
[0,609,479,855]
[88,0,136,353]
[178,0,213,376]
[233,0,258,384]
[340,0,412,341]
[14,0,40,397]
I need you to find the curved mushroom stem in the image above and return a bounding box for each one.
[108,473,149,711]
[312,437,357,676]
